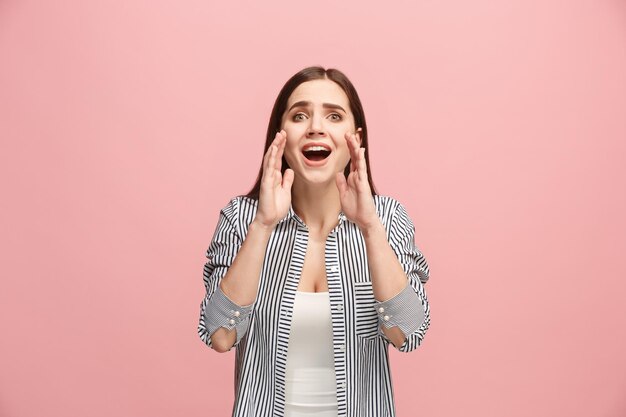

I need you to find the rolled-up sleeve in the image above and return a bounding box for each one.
[374,202,431,352]
[197,197,253,350]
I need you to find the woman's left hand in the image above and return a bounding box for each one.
[335,128,379,231]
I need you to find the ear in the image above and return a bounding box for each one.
[355,127,363,146]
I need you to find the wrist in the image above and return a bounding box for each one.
[360,216,385,239]
[250,218,276,234]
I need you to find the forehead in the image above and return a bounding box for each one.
[286,79,350,109]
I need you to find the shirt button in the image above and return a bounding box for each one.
[339,344,346,352]
[330,265,339,273]
[337,304,343,311]
[229,319,235,325]
[339,381,346,389]
[383,315,390,321]
[378,307,385,313]
[234,311,240,317]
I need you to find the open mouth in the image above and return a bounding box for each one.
[302,144,332,162]
[302,148,332,161]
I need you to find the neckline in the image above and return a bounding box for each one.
[295,290,329,295]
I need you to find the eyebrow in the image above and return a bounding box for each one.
[287,100,347,114]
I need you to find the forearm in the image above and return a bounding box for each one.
[362,218,409,302]
[362,218,419,348]
[219,219,274,306]
[208,218,274,352]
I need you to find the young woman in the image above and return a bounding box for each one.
[198,66,431,417]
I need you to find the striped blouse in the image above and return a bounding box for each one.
[198,194,431,417]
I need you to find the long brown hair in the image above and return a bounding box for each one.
[243,66,377,199]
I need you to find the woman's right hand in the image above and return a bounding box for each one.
[254,130,294,228]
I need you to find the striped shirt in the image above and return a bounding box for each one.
[198,194,431,417]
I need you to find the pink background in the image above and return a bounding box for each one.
[1,0,625,416]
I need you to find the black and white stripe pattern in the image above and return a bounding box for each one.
[198,194,431,417]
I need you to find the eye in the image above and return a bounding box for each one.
[292,112,343,122]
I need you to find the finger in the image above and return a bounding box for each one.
[266,145,277,181]
[262,142,272,170]
[335,172,347,197]
[358,147,367,180]
[350,135,361,171]
[275,131,286,171]
[351,133,360,165]
[261,147,271,182]
[345,132,358,163]
[282,168,294,190]
[344,133,355,172]
[347,170,357,188]
[344,132,353,155]
[274,163,282,187]
[263,132,280,172]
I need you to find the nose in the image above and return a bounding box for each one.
[306,114,325,137]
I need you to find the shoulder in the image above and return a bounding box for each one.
[373,194,417,234]
[372,194,406,227]
[218,195,259,235]
[373,194,405,214]
[219,195,259,215]
[373,194,402,208]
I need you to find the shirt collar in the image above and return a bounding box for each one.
[277,204,348,229]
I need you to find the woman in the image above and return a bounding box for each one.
[198,66,431,417]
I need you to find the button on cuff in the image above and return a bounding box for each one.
[233,315,251,346]
[215,286,254,314]
[204,286,254,346]
[373,281,425,336]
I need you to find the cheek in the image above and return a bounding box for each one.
[335,142,350,158]
[333,144,352,168]
[282,142,299,164]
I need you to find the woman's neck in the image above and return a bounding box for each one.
[291,178,342,234]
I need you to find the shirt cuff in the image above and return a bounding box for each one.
[204,285,254,346]
[374,281,425,338]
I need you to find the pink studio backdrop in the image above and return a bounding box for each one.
[1,0,625,416]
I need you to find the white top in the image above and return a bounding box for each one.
[284,291,338,417]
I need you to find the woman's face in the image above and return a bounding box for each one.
[280,79,361,186]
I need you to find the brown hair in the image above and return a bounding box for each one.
[243,66,378,199]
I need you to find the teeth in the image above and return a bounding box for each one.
[303,146,330,152]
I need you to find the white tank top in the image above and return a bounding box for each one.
[284,291,338,417]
